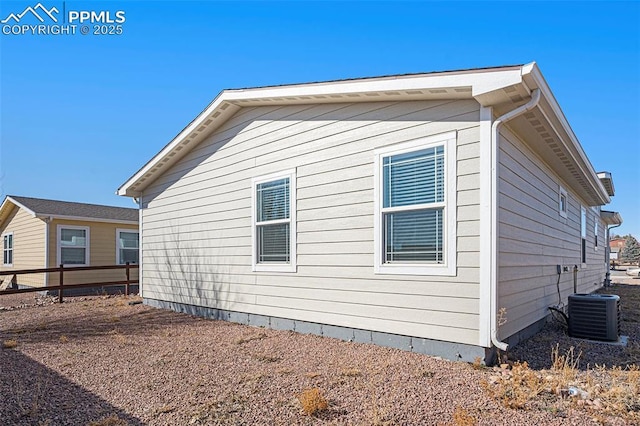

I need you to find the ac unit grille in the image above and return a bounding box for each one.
[568,294,620,342]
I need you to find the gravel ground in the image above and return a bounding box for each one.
[1,283,638,426]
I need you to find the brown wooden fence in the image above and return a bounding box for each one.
[0,263,139,303]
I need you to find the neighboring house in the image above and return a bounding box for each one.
[117,62,622,363]
[0,196,139,290]
[609,237,625,261]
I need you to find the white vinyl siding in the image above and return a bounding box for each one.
[3,232,13,266]
[374,132,457,275]
[581,206,587,266]
[57,225,89,266]
[251,170,296,272]
[497,127,607,339]
[140,100,481,345]
[117,229,139,264]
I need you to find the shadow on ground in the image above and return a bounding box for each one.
[0,347,143,425]
[0,297,206,347]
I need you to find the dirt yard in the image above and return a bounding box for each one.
[1,283,638,425]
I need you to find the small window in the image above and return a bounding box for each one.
[559,186,568,218]
[3,233,13,266]
[117,229,139,264]
[374,132,457,276]
[580,206,587,265]
[57,225,89,266]
[252,170,297,272]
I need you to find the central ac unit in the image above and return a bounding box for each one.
[568,294,620,341]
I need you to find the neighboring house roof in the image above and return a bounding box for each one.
[117,62,611,207]
[601,210,623,226]
[0,195,138,226]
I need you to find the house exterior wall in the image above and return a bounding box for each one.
[140,100,483,346]
[47,219,139,287]
[496,127,607,340]
[0,206,46,287]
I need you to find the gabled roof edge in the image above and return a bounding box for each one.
[1,196,37,217]
[117,64,528,197]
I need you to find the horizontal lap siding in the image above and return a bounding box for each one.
[497,129,607,339]
[141,100,481,345]
[47,220,139,286]
[0,207,46,287]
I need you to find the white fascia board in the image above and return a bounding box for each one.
[37,214,138,225]
[226,68,524,100]
[522,63,610,205]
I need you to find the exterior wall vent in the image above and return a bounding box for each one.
[568,294,620,341]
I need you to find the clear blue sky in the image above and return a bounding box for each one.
[1,1,638,237]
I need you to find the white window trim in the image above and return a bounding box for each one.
[251,169,297,273]
[56,225,90,267]
[594,217,599,252]
[373,131,457,276]
[116,228,139,265]
[3,232,13,267]
[558,185,568,218]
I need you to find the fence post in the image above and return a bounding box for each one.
[58,264,64,303]
[125,262,130,296]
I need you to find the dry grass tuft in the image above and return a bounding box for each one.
[252,353,280,363]
[154,404,176,415]
[298,388,329,416]
[340,368,362,377]
[452,406,478,426]
[3,339,18,349]
[88,415,127,426]
[471,356,485,370]
[551,344,581,382]
[484,361,545,409]
[235,332,267,345]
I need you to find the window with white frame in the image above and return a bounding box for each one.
[594,217,599,251]
[117,229,139,264]
[3,233,13,266]
[374,132,457,276]
[252,170,296,272]
[57,225,89,266]
[580,206,587,265]
[559,186,568,218]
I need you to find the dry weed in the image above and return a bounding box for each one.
[298,388,328,416]
[88,415,127,426]
[154,405,176,415]
[471,357,485,370]
[452,406,478,426]
[235,332,267,345]
[252,353,280,363]
[3,339,18,349]
[551,344,581,383]
[340,368,362,377]
[485,344,640,422]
